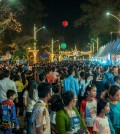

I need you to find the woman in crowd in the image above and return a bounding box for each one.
[56,90,87,134]
[23,80,38,134]
[107,85,120,134]
[15,75,24,116]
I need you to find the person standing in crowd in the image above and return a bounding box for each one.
[39,73,46,84]
[107,85,120,134]
[56,91,88,134]
[21,72,28,90]
[23,80,38,134]
[32,83,52,134]
[14,75,24,116]
[0,70,18,103]
[80,84,97,134]
[63,67,79,97]
[93,99,111,134]
[1,90,19,134]
[102,66,114,85]
[24,64,28,72]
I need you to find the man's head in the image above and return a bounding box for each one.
[4,70,10,78]
[68,67,75,76]
[38,83,52,102]
[39,73,46,82]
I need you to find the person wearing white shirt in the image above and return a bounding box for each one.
[0,70,18,103]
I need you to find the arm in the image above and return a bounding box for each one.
[93,118,100,134]
[12,82,18,98]
[75,79,79,96]
[36,126,44,134]
[23,91,28,107]
[63,79,67,92]
[107,113,116,134]
[24,80,28,89]
[35,109,45,134]
[23,98,27,107]
[11,104,19,127]
[56,112,67,134]
[79,100,86,124]
[80,112,85,125]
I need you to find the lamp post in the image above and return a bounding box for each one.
[51,38,59,62]
[91,37,99,51]
[31,24,45,64]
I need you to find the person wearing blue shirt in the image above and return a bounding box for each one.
[63,68,79,97]
[102,66,114,85]
[0,90,19,134]
[107,85,120,134]
[24,64,28,72]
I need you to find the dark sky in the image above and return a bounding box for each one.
[41,0,89,50]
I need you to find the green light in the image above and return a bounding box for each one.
[61,43,67,49]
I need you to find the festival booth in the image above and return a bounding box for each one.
[94,38,120,65]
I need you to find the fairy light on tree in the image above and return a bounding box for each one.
[0,0,23,33]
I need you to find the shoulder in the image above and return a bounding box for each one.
[56,109,67,117]
[23,90,28,97]
[73,107,79,115]
[2,100,13,107]
[94,117,101,122]
[81,99,87,105]
[93,98,98,102]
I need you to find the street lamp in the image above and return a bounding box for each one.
[51,38,59,62]
[106,12,120,34]
[33,24,45,64]
[106,12,120,22]
[91,37,99,51]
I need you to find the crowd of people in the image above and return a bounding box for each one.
[0,61,120,134]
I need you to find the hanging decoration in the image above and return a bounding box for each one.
[62,21,68,27]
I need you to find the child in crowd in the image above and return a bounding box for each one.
[93,99,111,134]
[80,84,97,134]
[1,90,19,134]
[107,85,120,134]
[100,82,110,100]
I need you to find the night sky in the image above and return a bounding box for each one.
[41,0,89,50]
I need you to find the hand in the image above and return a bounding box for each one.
[16,125,19,130]
[15,98,18,103]
[87,130,90,134]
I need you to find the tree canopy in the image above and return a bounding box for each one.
[74,0,120,38]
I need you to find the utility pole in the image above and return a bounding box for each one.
[51,38,54,62]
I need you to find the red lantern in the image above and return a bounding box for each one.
[62,21,68,27]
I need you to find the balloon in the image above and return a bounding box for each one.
[61,43,67,49]
[2,56,7,61]
[62,21,68,27]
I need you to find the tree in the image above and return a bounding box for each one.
[20,0,46,35]
[74,0,120,38]
[0,0,23,33]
